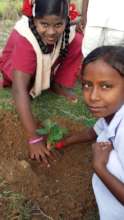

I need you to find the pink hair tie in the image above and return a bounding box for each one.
[28,136,43,145]
[55,140,65,149]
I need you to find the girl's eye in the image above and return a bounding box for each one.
[82,81,92,89]
[101,84,113,89]
[40,23,49,28]
[55,23,63,28]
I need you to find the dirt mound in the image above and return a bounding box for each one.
[0,110,98,219]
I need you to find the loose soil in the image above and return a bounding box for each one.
[0,110,98,220]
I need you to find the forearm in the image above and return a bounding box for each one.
[12,72,52,165]
[95,165,124,205]
[13,88,38,139]
[63,127,96,146]
[81,0,89,17]
[77,0,89,30]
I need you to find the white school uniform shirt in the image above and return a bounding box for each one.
[87,0,124,31]
[92,104,124,220]
[82,0,124,56]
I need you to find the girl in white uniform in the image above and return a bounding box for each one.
[56,45,124,219]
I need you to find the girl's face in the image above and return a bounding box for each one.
[34,15,66,45]
[82,59,124,120]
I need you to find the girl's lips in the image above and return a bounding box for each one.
[46,37,57,44]
[88,106,104,112]
[47,38,56,42]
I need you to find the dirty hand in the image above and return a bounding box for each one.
[92,141,113,171]
[28,142,54,167]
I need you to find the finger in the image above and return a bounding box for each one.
[40,155,50,167]
[48,149,59,162]
[47,143,51,150]
[46,143,58,158]
[101,141,111,145]
[99,142,106,145]
[97,142,109,148]
[103,141,111,145]
[44,148,56,160]
[30,153,36,160]
[52,149,63,159]
[44,147,59,162]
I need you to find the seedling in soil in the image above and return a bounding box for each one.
[37,119,68,150]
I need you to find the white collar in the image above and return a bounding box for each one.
[101,104,124,139]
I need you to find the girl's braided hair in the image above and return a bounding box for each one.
[29,0,70,58]
[82,45,124,77]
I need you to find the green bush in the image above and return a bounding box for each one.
[0,0,22,19]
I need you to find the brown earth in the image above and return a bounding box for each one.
[0,110,98,220]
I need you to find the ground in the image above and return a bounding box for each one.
[0,110,98,220]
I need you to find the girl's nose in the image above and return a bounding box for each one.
[90,87,100,101]
[47,26,56,35]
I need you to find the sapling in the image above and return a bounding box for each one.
[36,119,68,150]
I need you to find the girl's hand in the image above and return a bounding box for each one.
[92,142,113,172]
[76,16,87,33]
[28,142,54,167]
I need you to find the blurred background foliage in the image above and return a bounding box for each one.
[0,0,82,19]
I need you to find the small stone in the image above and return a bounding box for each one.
[19,160,30,169]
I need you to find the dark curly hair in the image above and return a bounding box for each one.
[29,0,70,58]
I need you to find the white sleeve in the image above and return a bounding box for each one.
[116,126,124,171]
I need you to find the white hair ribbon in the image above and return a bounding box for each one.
[32,0,36,17]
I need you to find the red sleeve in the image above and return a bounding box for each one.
[12,31,36,75]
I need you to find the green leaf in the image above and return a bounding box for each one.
[47,124,68,143]
[37,119,68,145]
[36,128,48,135]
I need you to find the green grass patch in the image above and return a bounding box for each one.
[0,88,13,110]
[0,82,96,127]
[31,82,96,126]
